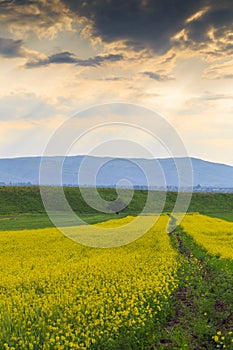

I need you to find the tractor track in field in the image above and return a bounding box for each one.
[165,228,210,350]
[156,224,233,350]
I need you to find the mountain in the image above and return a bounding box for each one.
[0,155,232,190]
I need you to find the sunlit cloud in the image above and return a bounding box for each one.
[185,7,210,23]
[0,0,75,39]
[203,59,233,79]
[0,0,232,165]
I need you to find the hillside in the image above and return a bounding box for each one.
[0,156,232,189]
[0,186,232,216]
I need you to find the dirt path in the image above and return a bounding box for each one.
[155,224,233,349]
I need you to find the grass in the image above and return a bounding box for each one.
[0,213,126,231]
[0,186,232,230]
[1,186,233,216]
[206,211,233,222]
[163,225,233,349]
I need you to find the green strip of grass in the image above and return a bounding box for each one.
[160,226,233,349]
[205,211,233,222]
[0,186,232,231]
[0,212,127,231]
[0,186,233,216]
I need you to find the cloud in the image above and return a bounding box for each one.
[0,115,67,158]
[203,59,233,79]
[0,0,73,38]
[62,0,232,57]
[142,71,175,82]
[102,76,123,81]
[1,0,232,58]
[0,36,49,63]
[200,92,233,101]
[0,37,24,57]
[0,36,122,70]
[62,0,202,53]
[223,74,233,79]
[161,53,176,64]
[177,91,233,116]
[172,1,233,58]
[25,51,124,68]
[0,92,57,121]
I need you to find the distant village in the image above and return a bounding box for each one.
[0,182,233,194]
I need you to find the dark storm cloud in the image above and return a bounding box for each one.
[25,51,124,68]
[179,1,233,50]
[61,0,200,53]
[0,0,34,4]
[1,0,232,55]
[142,71,175,82]
[61,0,232,54]
[0,37,24,57]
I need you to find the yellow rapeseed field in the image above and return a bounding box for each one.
[0,216,179,349]
[182,214,233,260]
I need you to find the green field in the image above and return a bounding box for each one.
[0,186,232,231]
[0,187,232,349]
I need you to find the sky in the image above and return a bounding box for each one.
[0,0,233,165]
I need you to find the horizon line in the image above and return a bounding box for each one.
[0,154,232,167]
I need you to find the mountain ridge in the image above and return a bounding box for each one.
[0,155,232,189]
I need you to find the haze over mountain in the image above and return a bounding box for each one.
[0,156,232,191]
